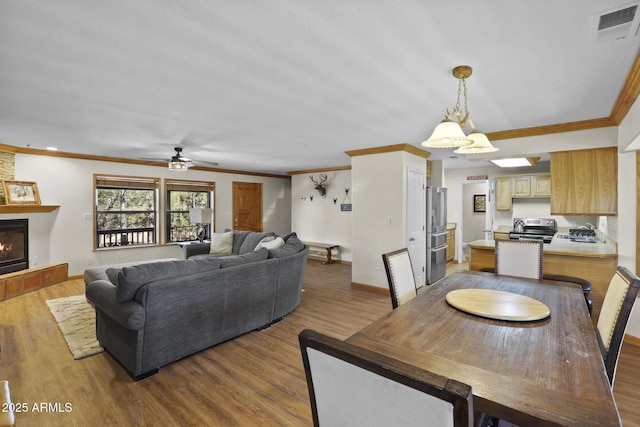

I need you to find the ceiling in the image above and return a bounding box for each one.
[1,1,639,175]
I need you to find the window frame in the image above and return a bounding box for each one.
[93,174,160,250]
[164,179,216,243]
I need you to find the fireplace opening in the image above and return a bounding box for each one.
[0,219,29,275]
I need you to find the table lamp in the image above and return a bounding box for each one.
[189,208,213,242]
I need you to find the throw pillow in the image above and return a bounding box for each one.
[256,236,285,251]
[281,231,297,242]
[209,231,233,254]
[254,235,276,250]
[239,232,275,254]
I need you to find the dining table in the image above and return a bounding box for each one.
[346,270,621,426]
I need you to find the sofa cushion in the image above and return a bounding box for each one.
[230,230,251,254]
[256,236,285,250]
[268,236,305,258]
[220,247,269,268]
[209,231,233,255]
[105,268,121,286]
[239,232,275,255]
[116,258,221,302]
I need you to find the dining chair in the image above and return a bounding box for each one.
[494,239,543,279]
[0,380,15,427]
[596,265,640,387]
[382,248,418,309]
[298,329,473,427]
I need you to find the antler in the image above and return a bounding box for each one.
[309,173,328,185]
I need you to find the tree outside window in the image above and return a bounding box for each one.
[165,180,215,243]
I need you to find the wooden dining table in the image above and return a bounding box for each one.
[346,270,621,426]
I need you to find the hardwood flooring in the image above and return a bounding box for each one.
[0,260,638,426]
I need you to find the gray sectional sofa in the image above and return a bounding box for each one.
[85,231,308,380]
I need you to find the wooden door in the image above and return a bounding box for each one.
[232,182,263,231]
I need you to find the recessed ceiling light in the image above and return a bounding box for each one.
[491,157,540,168]
[46,146,58,151]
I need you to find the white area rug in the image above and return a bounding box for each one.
[46,295,104,360]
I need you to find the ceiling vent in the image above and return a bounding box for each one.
[591,3,640,45]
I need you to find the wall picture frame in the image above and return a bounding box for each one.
[2,180,41,205]
[473,194,486,213]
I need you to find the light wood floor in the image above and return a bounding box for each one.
[1,260,638,426]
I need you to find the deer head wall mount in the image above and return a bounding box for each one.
[309,173,328,197]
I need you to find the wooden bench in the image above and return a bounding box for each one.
[302,241,339,264]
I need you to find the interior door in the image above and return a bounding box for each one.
[407,169,425,288]
[484,179,495,240]
[232,182,263,231]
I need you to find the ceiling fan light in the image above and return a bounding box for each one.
[168,159,189,171]
[453,132,499,154]
[421,120,471,148]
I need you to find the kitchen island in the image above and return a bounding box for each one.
[468,236,617,325]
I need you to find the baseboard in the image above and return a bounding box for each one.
[351,281,389,295]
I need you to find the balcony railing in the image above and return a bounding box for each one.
[97,228,155,248]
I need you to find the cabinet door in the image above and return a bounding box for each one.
[550,147,617,215]
[446,229,455,262]
[512,176,531,197]
[532,176,551,196]
[495,177,512,210]
[493,232,510,240]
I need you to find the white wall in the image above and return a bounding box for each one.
[351,150,426,289]
[291,170,352,262]
[12,153,291,276]
[461,182,486,244]
[617,95,640,336]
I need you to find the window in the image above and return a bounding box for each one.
[165,179,215,243]
[94,175,160,249]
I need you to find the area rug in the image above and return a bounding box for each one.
[46,295,104,360]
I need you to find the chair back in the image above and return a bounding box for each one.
[495,240,543,279]
[382,248,418,309]
[596,266,640,387]
[298,329,473,427]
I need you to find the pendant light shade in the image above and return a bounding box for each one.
[421,119,471,148]
[422,65,498,153]
[453,131,498,154]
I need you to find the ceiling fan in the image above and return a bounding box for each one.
[147,146,219,171]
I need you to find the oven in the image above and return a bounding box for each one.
[508,218,557,244]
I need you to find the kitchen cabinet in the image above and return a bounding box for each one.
[495,177,512,210]
[512,176,531,197]
[550,147,617,216]
[532,175,551,196]
[495,174,550,210]
[446,224,456,262]
[493,231,510,240]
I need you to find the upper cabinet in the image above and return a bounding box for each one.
[495,173,550,210]
[550,147,617,216]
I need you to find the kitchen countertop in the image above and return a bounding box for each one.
[469,235,617,258]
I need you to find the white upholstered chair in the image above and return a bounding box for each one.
[596,266,640,387]
[382,248,418,309]
[0,381,15,427]
[495,240,543,280]
[298,329,473,427]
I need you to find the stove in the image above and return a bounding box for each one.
[509,218,557,243]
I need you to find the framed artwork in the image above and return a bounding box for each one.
[473,194,486,213]
[2,180,41,205]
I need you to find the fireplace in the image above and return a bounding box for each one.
[0,219,29,275]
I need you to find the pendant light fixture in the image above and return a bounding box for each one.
[422,66,498,153]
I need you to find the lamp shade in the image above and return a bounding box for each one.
[169,159,188,171]
[189,208,213,224]
[453,131,499,154]
[421,120,471,148]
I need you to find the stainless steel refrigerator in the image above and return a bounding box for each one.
[426,187,447,284]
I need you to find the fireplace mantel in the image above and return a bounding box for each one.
[0,205,59,214]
